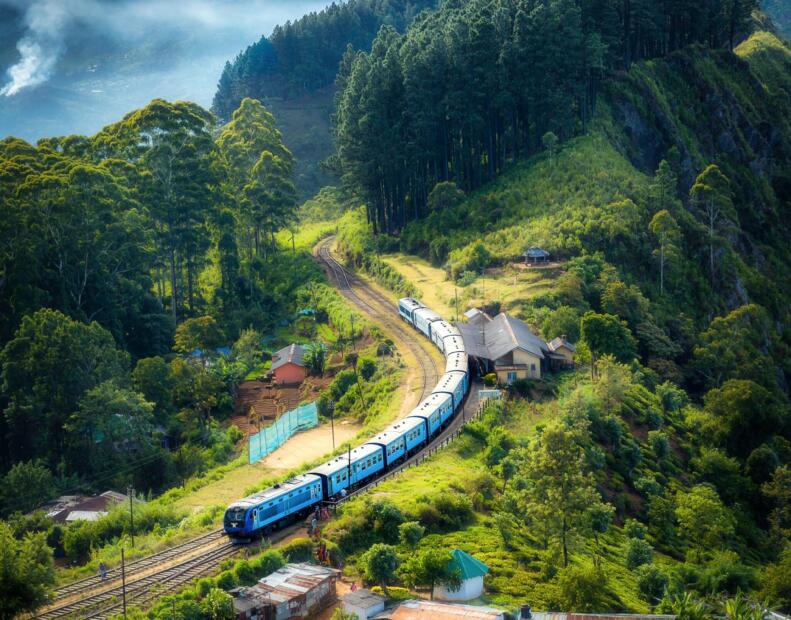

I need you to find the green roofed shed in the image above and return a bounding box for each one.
[450,549,489,578]
[435,550,489,601]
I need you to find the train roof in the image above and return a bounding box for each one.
[308,443,381,477]
[445,351,469,373]
[413,307,442,323]
[432,371,466,394]
[398,297,424,311]
[433,320,462,339]
[365,417,424,447]
[228,474,320,510]
[409,392,452,419]
[443,335,466,355]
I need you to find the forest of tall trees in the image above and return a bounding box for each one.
[0,98,310,486]
[212,0,440,121]
[334,0,758,234]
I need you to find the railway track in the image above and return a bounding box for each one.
[50,529,226,602]
[314,237,482,505]
[36,239,472,619]
[40,544,239,620]
[316,237,440,400]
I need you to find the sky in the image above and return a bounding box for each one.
[0,0,331,141]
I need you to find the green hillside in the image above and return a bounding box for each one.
[328,29,791,612]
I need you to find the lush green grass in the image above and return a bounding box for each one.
[381,252,559,319]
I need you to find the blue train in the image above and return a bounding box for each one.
[224,297,469,541]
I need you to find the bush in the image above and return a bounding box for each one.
[636,564,668,603]
[398,521,425,549]
[483,373,498,387]
[250,550,286,577]
[371,585,412,601]
[233,560,256,585]
[359,357,377,381]
[458,271,478,287]
[556,562,608,612]
[330,370,358,401]
[624,518,647,539]
[215,570,237,591]
[418,493,474,531]
[626,537,654,569]
[282,537,314,562]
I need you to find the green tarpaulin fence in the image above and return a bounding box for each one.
[248,401,319,464]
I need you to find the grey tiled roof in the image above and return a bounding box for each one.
[271,343,306,370]
[457,313,549,361]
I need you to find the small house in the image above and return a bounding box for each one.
[231,563,340,620]
[342,589,386,620]
[547,336,576,369]
[42,490,130,523]
[523,247,550,264]
[433,549,489,602]
[270,344,307,385]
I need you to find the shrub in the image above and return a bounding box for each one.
[359,357,377,381]
[626,537,654,569]
[250,550,285,577]
[215,570,237,591]
[419,493,474,531]
[458,271,478,287]
[282,537,314,562]
[624,518,647,539]
[636,564,668,603]
[398,521,425,550]
[483,373,498,387]
[330,370,358,401]
[233,560,256,585]
[556,562,608,612]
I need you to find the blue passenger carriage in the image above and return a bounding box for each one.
[410,392,452,435]
[432,371,467,411]
[308,444,385,500]
[412,307,442,339]
[224,474,322,541]
[431,321,462,352]
[442,335,466,356]
[398,298,424,325]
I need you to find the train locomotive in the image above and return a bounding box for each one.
[223,297,469,541]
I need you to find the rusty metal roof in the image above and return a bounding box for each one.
[382,600,505,620]
[247,563,339,604]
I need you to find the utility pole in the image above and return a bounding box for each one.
[121,547,128,620]
[454,287,459,322]
[127,486,135,548]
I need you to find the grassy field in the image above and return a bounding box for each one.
[381,252,560,319]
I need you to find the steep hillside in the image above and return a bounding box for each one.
[324,30,791,612]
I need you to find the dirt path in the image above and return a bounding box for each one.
[176,421,360,512]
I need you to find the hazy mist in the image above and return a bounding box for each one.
[0,0,330,141]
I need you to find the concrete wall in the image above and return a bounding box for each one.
[273,362,306,385]
[433,576,484,601]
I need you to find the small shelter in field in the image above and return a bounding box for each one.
[523,247,550,264]
[433,549,489,601]
[270,343,307,385]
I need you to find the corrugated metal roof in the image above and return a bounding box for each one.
[382,600,504,620]
[271,343,306,371]
[245,563,339,604]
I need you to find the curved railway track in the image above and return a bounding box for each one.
[37,239,473,619]
[316,237,441,401]
[314,238,482,505]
